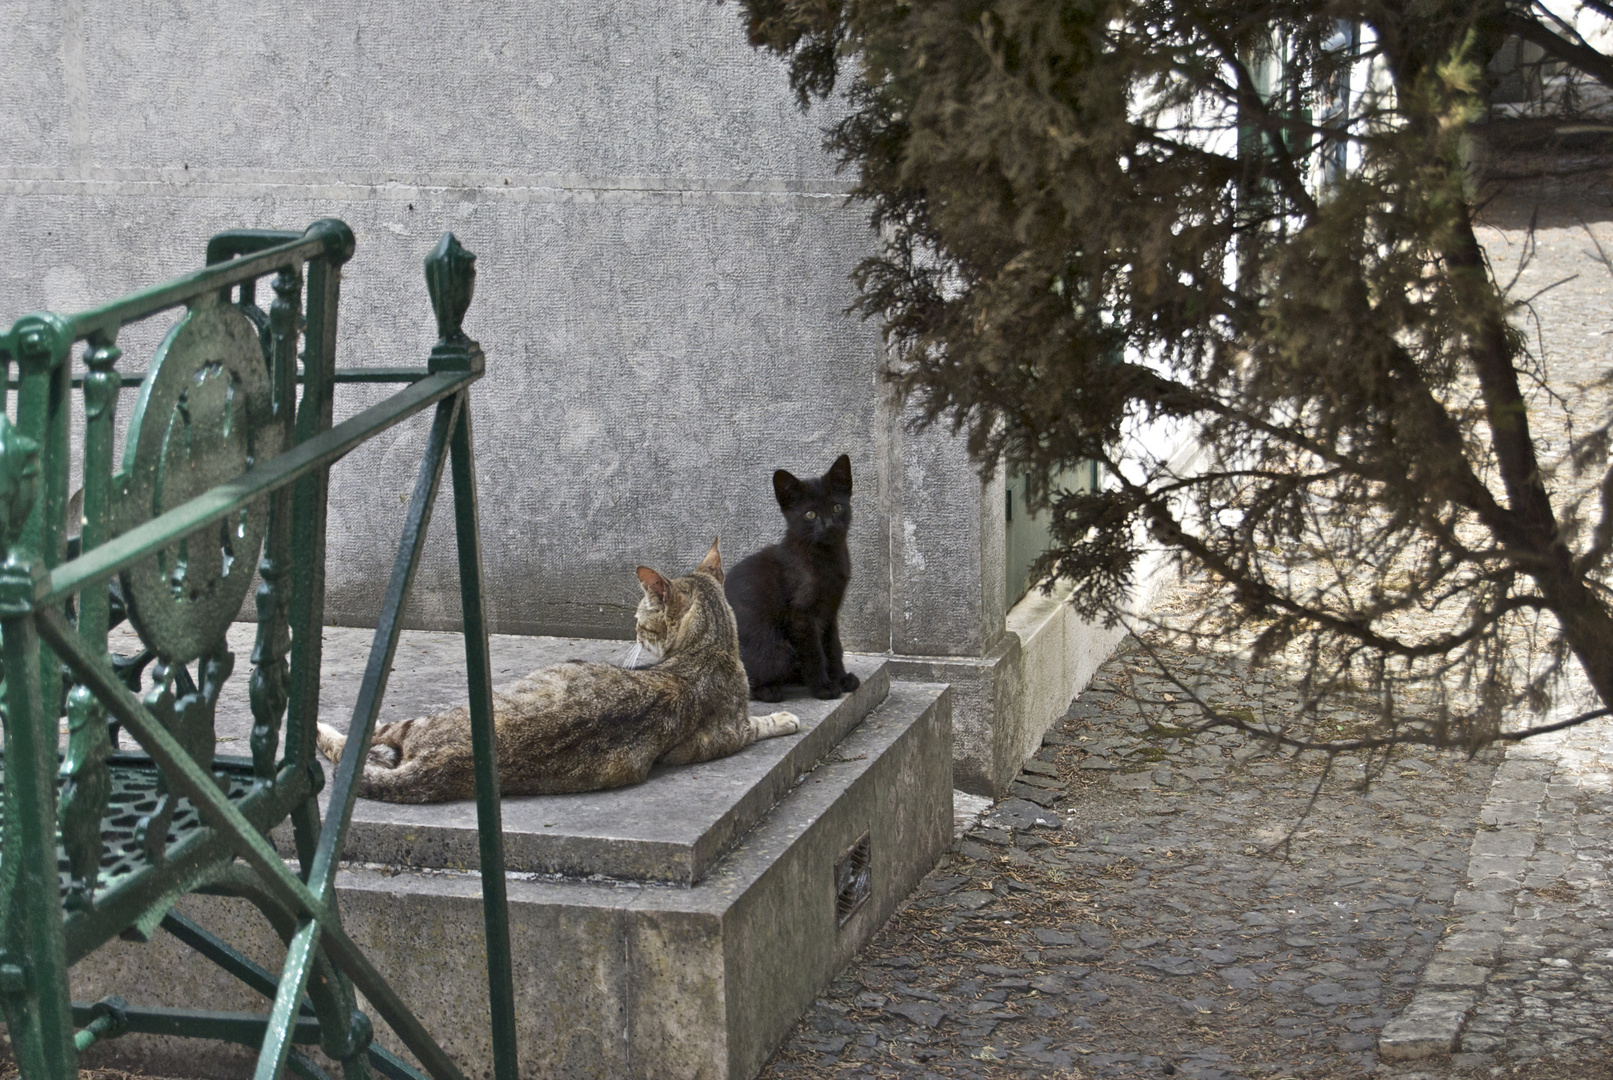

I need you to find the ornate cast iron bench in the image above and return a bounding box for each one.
[0,221,518,1080]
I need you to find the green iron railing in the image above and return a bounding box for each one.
[0,220,518,1080]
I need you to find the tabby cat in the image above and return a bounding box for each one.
[724,454,860,702]
[316,540,798,803]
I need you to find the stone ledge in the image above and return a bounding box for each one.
[288,649,890,884]
[154,623,893,884]
[75,682,955,1080]
[1378,990,1476,1061]
[1422,961,1492,989]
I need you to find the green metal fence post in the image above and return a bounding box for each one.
[449,398,518,1080]
[0,397,76,1078]
[421,233,517,1080]
[250,264,301,787]
[11,313,71,748]
[283,221,352,779]
[59,333,119,909]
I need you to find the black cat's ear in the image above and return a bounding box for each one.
[826,454,852,494]
[637,566,672,604]
[773,469,804,507]
[697,537,724,583]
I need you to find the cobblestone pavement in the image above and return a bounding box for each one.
[757,630,1613,1080]
[1385,715,1613,1071]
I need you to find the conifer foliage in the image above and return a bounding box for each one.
[736,0,1613,749]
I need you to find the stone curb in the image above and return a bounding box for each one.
[1378,989,1478,1061]
[1377,754,1552,1060]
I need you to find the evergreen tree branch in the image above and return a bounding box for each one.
[1139,497,1539,660]
[1501,10,1613,88]
[734,0,1613,746]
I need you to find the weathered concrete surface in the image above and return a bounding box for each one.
[888,635,1019,797]
[1006,582,1126,776]
[74,682,954,1080]
[6,190,892,648]
[113,621,890,881]
[888,581,1131,796]
[884,400,1006,659]
[0,0,894,647]
[1379,991,1475,1061]
[292,654,891,883]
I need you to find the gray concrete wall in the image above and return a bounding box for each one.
[1,0,1148,795]
[884,391,1006,657]
[0,0,899,647]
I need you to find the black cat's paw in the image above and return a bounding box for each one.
[812,682,843,700]
[752,684,786,703]
[839,672,860,692]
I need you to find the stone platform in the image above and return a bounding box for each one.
[73,627,954,1080]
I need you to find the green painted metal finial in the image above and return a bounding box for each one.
[423,234,484,374]
[425,233,476,347]
[8,311,72,375]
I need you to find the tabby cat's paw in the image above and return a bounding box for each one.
[839,672,860,692]
[754,711,800,739]
[314,722,345,766]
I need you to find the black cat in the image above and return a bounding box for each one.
[725,455,861,702]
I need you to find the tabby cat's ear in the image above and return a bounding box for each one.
[637,566,672,604]
[826,454,852,493]
[773,469,804,507]
[697,537,724,583]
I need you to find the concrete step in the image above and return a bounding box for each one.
[74,627,954,1080]
[301,643,891,883]
[111,622,888,882]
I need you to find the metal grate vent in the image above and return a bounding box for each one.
[834,832,873,927]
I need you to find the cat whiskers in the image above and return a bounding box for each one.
[619,641,664,669]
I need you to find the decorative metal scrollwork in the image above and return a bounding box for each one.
[0,415,41,719]
[114,298,281,666]
[0,415,40,554]
[135,648,233,861]
[59,683,110,908]
[249,266,299,782]
[59,338,123,908]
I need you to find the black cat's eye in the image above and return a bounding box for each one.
[805,510,817,519]
[833,504,842,514]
